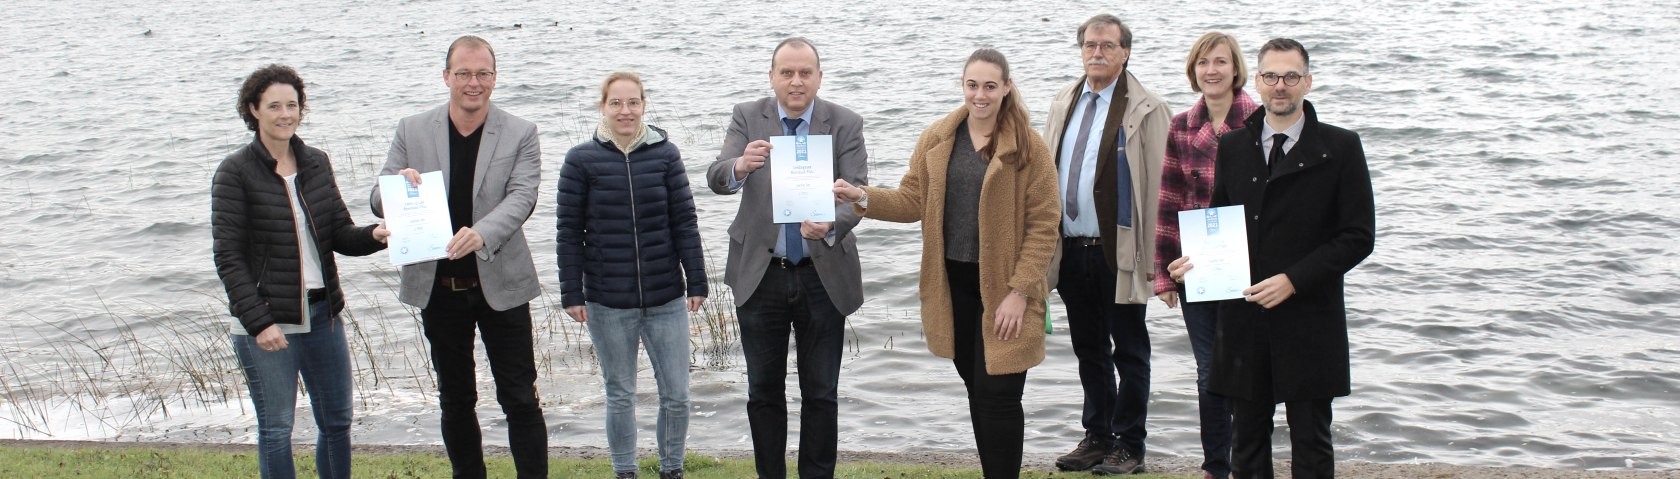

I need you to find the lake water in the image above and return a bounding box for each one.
[2,0,1677,471]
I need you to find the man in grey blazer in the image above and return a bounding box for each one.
[705,37,868,479]
[370,35,546,479]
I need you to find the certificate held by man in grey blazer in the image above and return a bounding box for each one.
[769,134,835,223]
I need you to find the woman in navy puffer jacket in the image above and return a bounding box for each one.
[556,71,706,479]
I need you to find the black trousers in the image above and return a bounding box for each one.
[421,284,548,479]
[736,262,845,479]
[948,259,1028,479]
[1230,395,1334,479]
[1055,241,1150,456]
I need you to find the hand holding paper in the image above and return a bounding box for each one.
[378,171,453,266]
[770,134,836,223]
[1177,205,1251,302]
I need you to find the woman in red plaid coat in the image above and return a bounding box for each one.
[1152,32,1260,479]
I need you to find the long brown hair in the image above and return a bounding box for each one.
[967,48,1032,167]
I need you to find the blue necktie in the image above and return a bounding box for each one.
[782,117,806,264]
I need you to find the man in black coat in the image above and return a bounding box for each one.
[1168,38,1375,479]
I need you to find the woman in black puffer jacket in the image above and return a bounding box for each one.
[210,64,387,479]
[556,71,706,479]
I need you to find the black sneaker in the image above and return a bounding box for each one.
[1055,433,1111,471]
[659,469,683,479]
[615,472,638,479]
[1091,448,1145,475]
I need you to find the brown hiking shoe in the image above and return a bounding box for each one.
[1054,434,1111,471]
[1091,448,1145,475]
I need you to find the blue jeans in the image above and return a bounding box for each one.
[736,262,844,479]
[1055,240,1151,457]
[421,285,547,479]
[232,298,352,479]
[1182,300,1231,477]
[585,298,692,473]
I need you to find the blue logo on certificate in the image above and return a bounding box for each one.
[404,181,420,198]
[795,135,809,161]
[1204,208,1220,235]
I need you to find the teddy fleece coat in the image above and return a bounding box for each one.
[858,106,1062,375]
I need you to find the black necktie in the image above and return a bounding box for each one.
[1268,133,1289,173]
[782,118,806,263]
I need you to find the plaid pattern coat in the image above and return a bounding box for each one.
[1152,90,1258,295]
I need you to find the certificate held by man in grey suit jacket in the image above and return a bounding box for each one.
[707,96,868,314]
[369,103,543,311]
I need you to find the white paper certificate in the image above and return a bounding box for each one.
[378,171,453,266]
[1178,205,1251,302]
[769,134,836,224]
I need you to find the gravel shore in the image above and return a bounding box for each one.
[2,439,1671,478]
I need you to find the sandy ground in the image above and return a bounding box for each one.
[1,439,1673,478]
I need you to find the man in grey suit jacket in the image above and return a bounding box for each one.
[370,35,546,479]
[705,37,867,479]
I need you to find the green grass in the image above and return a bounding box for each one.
[0,446,1191,478]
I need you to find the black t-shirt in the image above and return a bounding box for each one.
[438,118,482,279]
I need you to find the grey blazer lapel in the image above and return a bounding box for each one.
[754,99,781,245]
[430,107,452,187]
[472,105,503,199]
[808,98,831,136]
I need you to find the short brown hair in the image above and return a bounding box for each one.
[445,35,497,71]
[1258,37,1309,73]
[1076,14,1132,49]
[1184,32,1247,92]
[237,64,305,132]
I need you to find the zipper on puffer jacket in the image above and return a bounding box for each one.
[296,167,323,314]
[272,159,320,322]
[623,150,645,306]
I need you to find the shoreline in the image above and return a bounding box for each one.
[1,439,1671,478]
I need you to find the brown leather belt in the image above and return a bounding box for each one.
[772,257,813,269]
[438,276,480,291]
[1065,236,1102,247]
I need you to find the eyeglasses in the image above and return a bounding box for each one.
[1258,72,1305,86]
[605,98,644,111]
[1079,41,1121,53]
[452,70,496,83]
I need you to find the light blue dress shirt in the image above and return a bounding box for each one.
[1058,79,1118,238]
[727,104,826,256]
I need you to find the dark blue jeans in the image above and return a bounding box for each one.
[736,262,844,479]
[232,297,352,479]
[421,285,547,479]
[1182,300,1231,477]
[1055,241,1150,457]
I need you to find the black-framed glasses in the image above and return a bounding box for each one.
[1259,72,1305,86]
[452,70,496,83]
